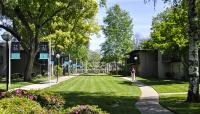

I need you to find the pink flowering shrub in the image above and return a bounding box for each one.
[66,105,108,114]
[0,97,47,114]
[28,90,65,110]
[0,89,35,100]
[0,89,64,112]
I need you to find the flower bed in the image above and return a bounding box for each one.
[66,105,109,114]
[0,97,47,114]
[0,89,108,114]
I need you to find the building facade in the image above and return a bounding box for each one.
[127,50,185,79]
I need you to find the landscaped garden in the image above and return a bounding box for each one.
[0,75,141,114]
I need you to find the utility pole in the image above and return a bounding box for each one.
[68,54,71,75]
[8,40,11,87]
[48,39,51,85]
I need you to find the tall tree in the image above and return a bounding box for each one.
[143,6,189,79]
[0,0,99,81]
[101,4,134,69]
[146,0,199,102]
[88,50,101,70]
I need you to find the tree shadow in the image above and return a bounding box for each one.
[113,75,130,77]
[160,95,200,114]
[53,91,140,114]
[117,80,134,86]
[137,76,186,86]
[80,74,110,76]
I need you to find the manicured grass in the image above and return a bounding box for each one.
[45,76,141,114]
[160,94,200,114]
[137,76,189,93]
[0,76,55,90]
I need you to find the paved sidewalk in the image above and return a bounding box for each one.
[122,77,174,114]
[17,76,75,90]
[159,92,187,95]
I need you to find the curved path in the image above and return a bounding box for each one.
[122,77,174,114]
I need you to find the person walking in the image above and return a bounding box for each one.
[131,66,136,82]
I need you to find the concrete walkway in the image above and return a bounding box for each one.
[159,92,187,95]
[17,76,75,90]
[122,77,174,114]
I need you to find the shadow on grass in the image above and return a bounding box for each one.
[160,95,200,114]
[80,74,110,76]
[117,80,134,86]
[53,91,140,114]
[112,75,130,77]
[137,76,186,86]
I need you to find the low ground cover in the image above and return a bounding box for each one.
[44,75,141,114]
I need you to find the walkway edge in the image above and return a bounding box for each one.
[121,77,174,114]
[14,76,75,90]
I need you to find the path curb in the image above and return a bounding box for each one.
[122,77,174,114]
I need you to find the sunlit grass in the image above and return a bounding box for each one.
[45,75,141,114]
[137,76,189,93]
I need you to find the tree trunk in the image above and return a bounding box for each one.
[115,60,118,75]
[187,0,199,102]
[187,39,199,102]
[24,50,36,81]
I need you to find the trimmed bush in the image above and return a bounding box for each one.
[0,97,47,114]
[66,105,109,114]
[28,90,65,109]
[0,89,65,112]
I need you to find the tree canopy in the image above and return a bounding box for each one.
[101,4,134,63]
[0,0,99,80]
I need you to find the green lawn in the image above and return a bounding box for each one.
[137,76,189,93]
[0,76,55,90]
[160,94,200,114]
[44,76,141,114]
[137,76,200,114]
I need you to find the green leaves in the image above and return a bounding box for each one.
[101,4,134,63]
[143,6,188,55]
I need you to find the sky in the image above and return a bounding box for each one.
[89,0,169,51]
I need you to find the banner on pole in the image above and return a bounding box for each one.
[39,42,49,60]
[39,53,49,60]
[11,42,20,59]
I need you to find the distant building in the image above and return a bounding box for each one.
[0,42,6,75]
[0,41,47,76]
[127,50,185,79]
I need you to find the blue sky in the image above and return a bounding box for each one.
[89,0,169,51]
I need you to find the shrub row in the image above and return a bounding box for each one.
[0,89,109,114]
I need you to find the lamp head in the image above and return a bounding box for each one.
[1,32,12,41]
[134,56,138,60]
[56,53,60,59]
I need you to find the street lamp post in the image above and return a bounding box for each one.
[1,32,12,91]
[56,53,60,83]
